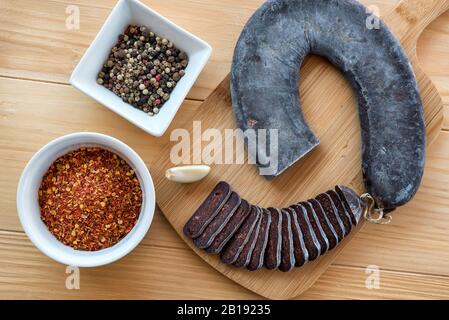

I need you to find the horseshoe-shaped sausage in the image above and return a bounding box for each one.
[230,0,425,210]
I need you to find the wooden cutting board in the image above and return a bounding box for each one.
[152,0,449,299]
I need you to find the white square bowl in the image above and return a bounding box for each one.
[70,0,212,137]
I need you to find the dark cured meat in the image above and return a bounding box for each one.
[183,181,231,238]
[231,0,425,211]
[300,202,329,255]
[185,182,364,272]
[206,199,250,254]
[308,199,339,250]
[326,190,352,236]
[286,207,309,267]
[290,204,320,261]
[316,193,346,241]
[336,187,357,225]
[233,209,262,268]
[335,185,363,225]
[193,192,241,248]
[220,206,260,264]
[264,208,282,270]
[279,209,295,272]
[247,209,272,271]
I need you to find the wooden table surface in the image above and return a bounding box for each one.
[1,0,449,299]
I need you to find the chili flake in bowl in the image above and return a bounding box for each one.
[17,132,155,267]
[39,147,142,251]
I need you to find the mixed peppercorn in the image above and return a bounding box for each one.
[38,147,142,251]
[97,25,189,116]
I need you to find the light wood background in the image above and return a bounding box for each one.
[0,0,449,299]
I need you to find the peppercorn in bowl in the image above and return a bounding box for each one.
[97,25,189,117]
[70,0,212,137]
[17,132,155,267]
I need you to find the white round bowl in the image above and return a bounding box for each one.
[17,132,155,267]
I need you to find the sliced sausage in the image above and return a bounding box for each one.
[220,206,260,264]
[290,204,320,261]
[193,192,241,248]
[183,181,231,238]
[206,199,250,254]
[286,207,309,267]
[264,208,282,270]
[335,185,363,225]
[316,193,346,241]
[278,209,295,272]
[233,209,262,268]
[308,199,339,250]
[247,209,272,271]
[299,201,329,256]
[327,190,352,236]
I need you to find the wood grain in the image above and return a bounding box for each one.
[1,76,445,279]
[2,233,446,300]
[0,0,397,100]
[417,10,449,130]
[337,133,449,277]
[1,0,449,299]
[151,0,447,299]
[0,77,197,250]
[0,124,449,299]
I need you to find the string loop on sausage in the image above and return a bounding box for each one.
[361,193,392,225]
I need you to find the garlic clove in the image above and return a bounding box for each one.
[165,165,211,183]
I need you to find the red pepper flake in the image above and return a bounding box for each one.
[38,147,142,251]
